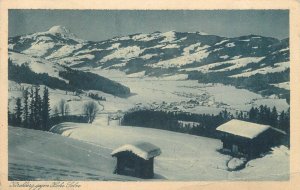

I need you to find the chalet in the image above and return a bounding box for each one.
[216,119,286,158]
[111,142,161,179]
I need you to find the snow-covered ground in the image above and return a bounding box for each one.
[8,126,136,181]
[9,122,288,181]
[230,61,289,78]
[271,82,290,90]
[8,67,289,117]
[49,122,230,181]
[88,69,289,114]
[150,48,209,68]
[181,57,263,72]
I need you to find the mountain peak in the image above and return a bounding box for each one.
[46,25,84,42]
[48,25,71,35]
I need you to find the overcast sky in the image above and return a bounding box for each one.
[9,10,289,41]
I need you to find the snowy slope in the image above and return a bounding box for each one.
[181,57,264,72]
[271,82,290,90]
[230,61,289,78]
[9,51,67,81]
[8,126,137,181]
[48,122,289,181]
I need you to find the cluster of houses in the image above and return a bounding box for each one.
[110,119,286,179]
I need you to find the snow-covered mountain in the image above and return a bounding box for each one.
[8,25,289,98]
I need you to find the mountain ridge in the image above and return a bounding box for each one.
[8,25,289,99]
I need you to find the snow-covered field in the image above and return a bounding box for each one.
[9,123,289,181]
[8,67,289,117]
[87,69,289,114]
[8,126,135,181]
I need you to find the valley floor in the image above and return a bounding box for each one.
[9,122,289,181]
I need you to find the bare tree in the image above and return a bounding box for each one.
[65,104,70,116]
[83,101,99,123]
[58,99,66,116]
[53,106,59,117]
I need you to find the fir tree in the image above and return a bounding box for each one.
[32,86,42,130]
[41,87,50,130]
[22,88,29,128]
[249,107,259,122]
[8,109,12,125]
[278,109,290,133]
[29,87,35,129]
[278,111,285,130]
[237,111,244,120]
[258,105,265,124]
[270,106,278,128]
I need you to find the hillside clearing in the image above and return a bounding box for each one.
[48,122,289,180]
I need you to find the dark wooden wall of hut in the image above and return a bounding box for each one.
[220,128,283,158]
[114,152,154,179]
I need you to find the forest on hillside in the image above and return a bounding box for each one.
[8,59,131,97]
[188,69,290,103]
[122,106,290,142]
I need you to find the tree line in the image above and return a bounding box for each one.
[9,59,131,97]
[188,69,290,104]
[8,86,101,130]
[58,67,130,97]
[8,86,51,131]
[247,105,290,134]
[8,59,76,92]
[122,105,290,139]
[122,109,233,138]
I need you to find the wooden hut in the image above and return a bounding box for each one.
[111,142,161,179]
[216,119,286,158]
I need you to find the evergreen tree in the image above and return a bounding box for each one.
[8,109,12,125]
[264,105,271,125]
[249,107,255,121]
[285,108,290,134]
[254,107,259,122]
[249,107,259,122]
[237,111,244,120]
[219,109,232,121]
[278,110,285,131]
[278,109,290,133]
[258,105,265,124]
[22,88,29,128]
[41,87,50,130]
[33,86,42,130]
[29,87,35,129]
[14,98,23,126]
[270,106,278,127]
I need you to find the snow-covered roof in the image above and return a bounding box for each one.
[111,142,161,160]
[216,119,271,139]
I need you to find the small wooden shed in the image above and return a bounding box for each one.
[216,119,286,158]
[111,142,161,179]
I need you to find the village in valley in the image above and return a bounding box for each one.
[8,10,290,181]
